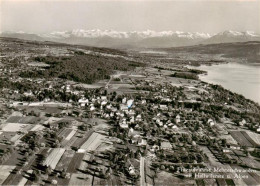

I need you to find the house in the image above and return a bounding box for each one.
[223,148,231,153]
[207,119,215,126]
[120,118,128,129]
[120,123,128,129]
[138,139,147,146]
[101,96,107,101]
[127,99,134,108]
[44,98,51,102]
[78,98,89,107]
[229,144,240,150]
[161,141,172,150]
[129,164,136,176]
[128,128,140,139]
[24,90,33,97]
[176,114,181,123]
[239,119,246,126]
[101,101,107,106]
[151,145,159,152]
[90,105,95,111]
[66,85,71,92]
[122,97,127,104]
[130,116,135,123]
[128,110,135,116]
[120,104,128,111]
[136,114,142,121]
[160,104,168,111]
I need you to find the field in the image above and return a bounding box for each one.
[16,170,33,186]
[66,153,85,173]
[43,148,66,169]
[229,131,253,147]
[55,150,74,171]
[0,132,17,144]
[155,171,195,185]
[10,133,23,143]
[230,165,259,185]
[76,83,103,89]
[1,123,32,132]
[30,124,45,131]
[219,134,238,145]
[68,173,92,186]
[203,179,217,186]
[79,132,105,152]
[78,153,91,171]
[6,116,39,124]
[241,131,260,147]
[71,130,94,149]
[0,165,16,184]
[239,157,260,169]
[58,128,76,141]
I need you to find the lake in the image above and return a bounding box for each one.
[189,62,260,104]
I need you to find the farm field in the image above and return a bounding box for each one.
[6,116,39,124]
[44,148,66,169]
[55,150,75,171]
[17,170,33,186]
[229,131,253,147]
[1,123,32,132]
[68,173,93,186]
[79,132,105,152]
[30,124,45,131]
[239,157,260,169]
[155,171,195,185]
[241,131,260,147]
[66,153,85,173]
[0,165,16,184]
[203,179,217,185]
[219,134,238,145]
[230,164,259,185]
[0,132,17,144]
[78,153,91,171]
[58,128,75,139]
[62,134,79,148]
[71,130,94,149]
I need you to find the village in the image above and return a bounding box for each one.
[0,37,260,185]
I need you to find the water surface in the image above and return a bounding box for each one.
[190,62,260,104]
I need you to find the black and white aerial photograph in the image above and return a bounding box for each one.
[0,0,260,185]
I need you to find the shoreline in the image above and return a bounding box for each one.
[186,62,260,105]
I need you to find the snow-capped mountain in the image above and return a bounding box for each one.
[41,29,211,40]
[38,29,212,48]
[1,30,259,48]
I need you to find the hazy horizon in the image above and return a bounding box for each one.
[1,0,260,34]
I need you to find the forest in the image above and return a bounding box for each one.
[20,52,145,84]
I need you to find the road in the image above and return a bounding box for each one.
[140,156,146,186]
[105,75,113,89]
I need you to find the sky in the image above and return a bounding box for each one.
[1,0,259,34]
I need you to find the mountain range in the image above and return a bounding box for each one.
[1,30,259,48]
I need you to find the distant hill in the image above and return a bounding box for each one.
[0,32,44,41]
[202,31,260,44]
[163,41,260,63]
